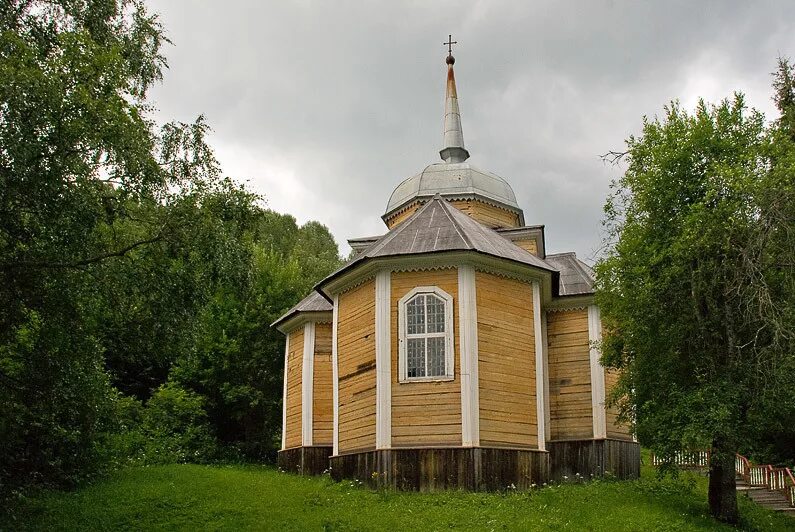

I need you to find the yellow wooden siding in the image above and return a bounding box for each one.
[337,280,377,453]
[390,269,462,447]
[450,200,520,229]
[511,238,538,256]
[385,199,520,230]
[476,272,537,448]
[385,203,420,228]
[313,323,334,445]
[546,309,593,440]
[604,368,632,440]
[284,328,304,449]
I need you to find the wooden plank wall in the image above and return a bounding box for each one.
[284,327,304,449]
[313,323,334,445]
[337,279,377,453]
[475,272,537,448]
[450,200,520,229]
[390,269,461,447]
[330,448,549,490]
[510,238,538,256]
[385,202,420,229]
[604,369,632,440]
[385,199,520,230]
[546,309,593,440]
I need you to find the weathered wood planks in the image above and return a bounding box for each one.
[547,309,593,440]
[330,447,549,491]
[476,272,537,448]
[337,279,377,453]
[284,328,304,449]
[391,269,462,447]
[547,439,640,480]
[277,446,333,476]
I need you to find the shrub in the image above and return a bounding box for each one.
[140,384,218,464]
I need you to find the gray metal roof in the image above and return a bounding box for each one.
[320,196,555,294]
[271,290,332,329]
[384,162,521,220]
[544,252,595,296]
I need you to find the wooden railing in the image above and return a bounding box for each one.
[651,450,710,468]
[654,450,794,508]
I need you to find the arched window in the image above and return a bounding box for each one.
[398,287,454,381]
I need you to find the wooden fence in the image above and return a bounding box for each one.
[653,450,794,508]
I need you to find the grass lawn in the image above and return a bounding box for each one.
[5,458,793,531]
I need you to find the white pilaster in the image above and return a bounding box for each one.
[458,265,480,447]
[281,334,290,451]
[541,311,551,442]
[375,270,392,449]
[331,294,339,456]
[532,281,546,451]
[301,321,315,447]
[588,304,607,439]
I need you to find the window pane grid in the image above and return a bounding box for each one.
[404,292,448,379]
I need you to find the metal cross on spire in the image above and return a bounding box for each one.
[443,34,457,56]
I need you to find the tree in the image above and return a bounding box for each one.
[0,0,226,496]
[171,215,341,460]
[595,60,795,524]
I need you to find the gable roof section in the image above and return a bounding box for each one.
[544,252,595,296]
[271,290,332,331]
[318,196,556,297]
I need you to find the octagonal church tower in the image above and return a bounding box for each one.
[273,48,638,488]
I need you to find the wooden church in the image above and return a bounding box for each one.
[273,45,639,490]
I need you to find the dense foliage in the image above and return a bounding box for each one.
[596,59,795,523]
[0,0,340,508]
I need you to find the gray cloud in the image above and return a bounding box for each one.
[148,0,795,261]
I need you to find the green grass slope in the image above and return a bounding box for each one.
[6,461,793,531]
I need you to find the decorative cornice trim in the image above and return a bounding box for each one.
[375,270,391,450]
[383,194,525,226]
[545,294,595,312]
[337,274,376,297]
[322,252,554,305]
[276,311,333,335]
[301,321,315,447]
[588,305,607,440]
[458,265,480,447]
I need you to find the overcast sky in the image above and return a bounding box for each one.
[147,1,795,261]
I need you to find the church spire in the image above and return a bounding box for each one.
[440,35,470,164]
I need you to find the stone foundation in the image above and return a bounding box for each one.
[277,446,332,475]
[329,447,549,491]
[547,438,640,481]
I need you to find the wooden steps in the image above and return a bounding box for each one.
[737,477,795,515]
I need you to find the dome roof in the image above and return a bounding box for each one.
[384,162,521,218]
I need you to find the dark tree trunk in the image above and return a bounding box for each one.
[708,438,738,524]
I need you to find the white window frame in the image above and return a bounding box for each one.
[398,286,455,382]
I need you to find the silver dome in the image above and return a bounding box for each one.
[384,162,522,220]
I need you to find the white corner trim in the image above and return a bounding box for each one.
[281,334,290,451]
[458,265,480,447]
[375,270,392,450]
[541,311,551,443]
[588,304,607,439]
[532,281,546,451]
[301,321,315,447]
[331,294,339,456]
[397,286,455,382]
